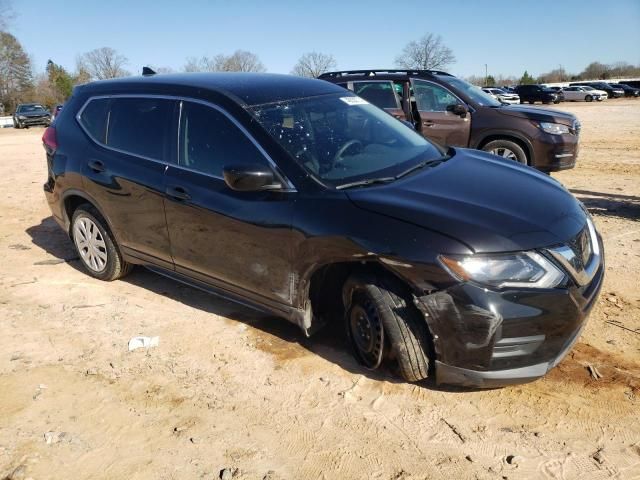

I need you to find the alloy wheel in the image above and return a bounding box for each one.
[490,147,518,161]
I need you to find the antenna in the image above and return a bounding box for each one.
[142,66,156,76]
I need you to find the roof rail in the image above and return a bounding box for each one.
[318,69,453,79]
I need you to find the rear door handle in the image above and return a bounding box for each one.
[423,121,436,127]
[166,185,191,201]
[88,160,105,172]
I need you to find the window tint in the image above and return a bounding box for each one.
[79,98,110,143]
[352,81,399,109]
[179,101,268,177]
[412,81,460,112]
[107,97,174,161]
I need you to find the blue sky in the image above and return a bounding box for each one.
[10,0,640,78]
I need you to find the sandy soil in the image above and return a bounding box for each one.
[0,99,639,480]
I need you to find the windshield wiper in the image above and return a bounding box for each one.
[394,156,447,180]
[335,176,396,190]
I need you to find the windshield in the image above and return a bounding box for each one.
[18,104,45,113]
[434,75,502,107]
[250,94,444,187]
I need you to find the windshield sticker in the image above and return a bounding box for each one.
[340,96,369,106]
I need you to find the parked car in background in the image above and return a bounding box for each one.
[620,80,640,89]
[13,103,51,129]
[481,87,520,104]
[51,104,64,121]
[562,86,607,102]
[514,85,559,104]
[610,83,640,98]
[569,82,624,98]
[42,72,604,387]
[320,70,580,171]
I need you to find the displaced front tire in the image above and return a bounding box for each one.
[343,274,431,382]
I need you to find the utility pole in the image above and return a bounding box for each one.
[485,64,488,86]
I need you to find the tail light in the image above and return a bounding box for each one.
[42,126,58,152]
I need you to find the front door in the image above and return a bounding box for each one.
[163,100,296,305]
[410,79,471,148]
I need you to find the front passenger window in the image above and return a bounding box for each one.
[179,101,269,177]
[413,81,460,112]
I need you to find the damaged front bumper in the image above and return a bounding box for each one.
[413,262,604,388]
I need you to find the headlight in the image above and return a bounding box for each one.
[18,115,26,120]
[439,251,564,289]
[539,122,570,135]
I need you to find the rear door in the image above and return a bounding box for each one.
[163,100,296,304]
[350,81,407,121]
[78,96,177,269]
[409,79,470,147]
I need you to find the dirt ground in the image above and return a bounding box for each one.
[0,99,638,480]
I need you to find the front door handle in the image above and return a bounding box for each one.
[423,121,436,127]
[166,186,191,201]
[88,160,105,172]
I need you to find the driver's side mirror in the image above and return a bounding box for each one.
[223,164,282,192]
[446,104,468,117]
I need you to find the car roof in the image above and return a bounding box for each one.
[78,72,345,106]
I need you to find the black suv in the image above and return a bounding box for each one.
[513,84,559,104]
[13,103,51,129]
[320,70,579,172]
[569,82,624,98]
[43,72,604,387]
[610,83,640,98]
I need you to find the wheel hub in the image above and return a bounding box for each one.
[349,297,384,369]
[73,217,108,272]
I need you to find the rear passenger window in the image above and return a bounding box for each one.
[352,81,399,109]
[79,98,110,143]
[179,101,268,177]
[107,98,174,161]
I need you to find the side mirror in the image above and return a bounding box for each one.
[223,164,282,192]
[446,104,468,117]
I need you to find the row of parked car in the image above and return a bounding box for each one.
[482,81,640,105]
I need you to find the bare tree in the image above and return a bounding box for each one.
[76,47,129,80]
[395,33,455,70]
[0,31,33,112]
[184,50,266,73]
[0,0,15,31]
[291,52,336,78]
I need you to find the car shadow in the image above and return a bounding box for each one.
[24,216,82,270]
[25,216,473,393]
[571,189,640,221]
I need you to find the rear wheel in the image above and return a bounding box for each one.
[343,275,431,382]
[71,204,132,281]
[482,139,528,165]
[585,95,593,102]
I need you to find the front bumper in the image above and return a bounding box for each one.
[531,129,580,172]
[415,247,604,388]
[16,116,50,127]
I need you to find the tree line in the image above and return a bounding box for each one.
[1,5,638,116]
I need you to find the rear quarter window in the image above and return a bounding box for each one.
[78,98,110,143]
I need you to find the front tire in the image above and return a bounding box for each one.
[482,139,528,165]
[71,204,132,281]
[344,275,432,382]
[585,95,593,102]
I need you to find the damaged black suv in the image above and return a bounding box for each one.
[43,72,604,387]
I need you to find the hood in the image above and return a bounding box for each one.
[497,105,576,126]
[19,111,49,117]
[347,149,587,253]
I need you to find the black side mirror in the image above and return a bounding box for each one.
[223,164,282,192]
[446,104,468,117]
